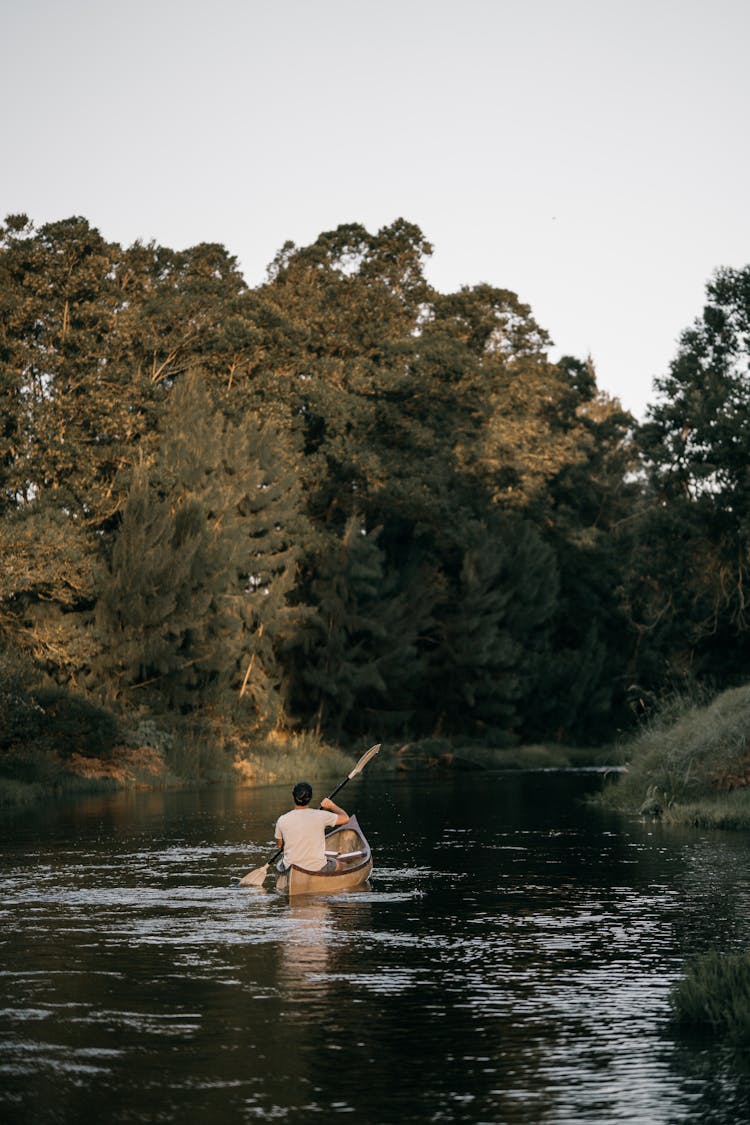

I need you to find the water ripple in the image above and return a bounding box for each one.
[3,776,750,1123]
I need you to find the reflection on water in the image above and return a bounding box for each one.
[2,772,750,1122]
[278,898,336,995]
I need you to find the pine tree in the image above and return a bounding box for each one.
[229,415,304,732]
[424,516,558,739]
[283,515,435,739]
[285,516,388,737]
[95,463,203,697]
[96,374,301,725]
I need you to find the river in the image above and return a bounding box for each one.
[2,769,750,1123]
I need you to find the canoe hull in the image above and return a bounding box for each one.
[276,815,372,896]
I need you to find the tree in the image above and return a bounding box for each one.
[283,515,435,739]
[247,222,640,740]
[0,215,127,516]
[0,209,645,746]
[523,358,638,741]
[249,220,434,527]
[96,374,301,727]
[0,214,264,526]
[629,265,750,690]
[423,515,558,740]
[0,500,100,685]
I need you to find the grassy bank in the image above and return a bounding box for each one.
[375,738,618,772]
[0,729,618,808]
[600,683,750,828]
[0,730,349,808]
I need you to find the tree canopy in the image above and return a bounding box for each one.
[4,212,747,755]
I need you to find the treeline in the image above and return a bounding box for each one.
[1,212,749,759]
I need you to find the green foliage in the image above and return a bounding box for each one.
[162,720,236,783]
[233,730,355,787]
[3,207,695,774]
[121,717,176,753]
[531,373,637,741]
[660,789,750,830]
[628,265,750,691]
[603,682,750,813]
[424,515,557,738]
[284,516,429,738]
[96,463,191,694]
[33,686,120,759]
[671,949,750,1042]
[0,639,119,783]
[96,373,301,727]
[0,501,100,684]
[0,777,46,807]
[0,215,258,523]
[0,644,46,751]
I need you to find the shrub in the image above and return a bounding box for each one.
[0,646,46,753]
[122,717,176,753]
[34,687,120,759]
[0,643,121,763]
[0,777,45,807]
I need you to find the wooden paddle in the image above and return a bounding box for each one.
[237,743,381,887]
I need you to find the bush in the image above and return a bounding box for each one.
[671,950,750,1042]
[34,687,120,759]
[122,717,176,753]
[0,643,121,763]
[0,646,46,753]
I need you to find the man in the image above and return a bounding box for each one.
[274,781,350,872]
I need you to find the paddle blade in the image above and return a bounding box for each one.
[238,863,270,887]
[348,742,381,779]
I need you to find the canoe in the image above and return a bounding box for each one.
[276,814,373,896]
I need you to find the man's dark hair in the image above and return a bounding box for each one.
[292,781,313,806]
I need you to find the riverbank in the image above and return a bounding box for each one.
[599,682,750,830]
[0,733,618,808]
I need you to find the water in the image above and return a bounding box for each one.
[3,770,750,1124]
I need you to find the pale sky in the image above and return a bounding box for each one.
[3,0,749,419]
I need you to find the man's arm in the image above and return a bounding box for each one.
[320,797,349,825]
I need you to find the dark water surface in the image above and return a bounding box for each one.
[3,771,750,1124]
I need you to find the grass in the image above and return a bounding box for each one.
[374,737,619,772]
[671,950,750,1043]
[0,712,621,807]
[231,730,357,787]
[599,682,750,827]
[0,777,46,807]
[659,789,750,830]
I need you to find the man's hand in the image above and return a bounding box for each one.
[320,797,349,823]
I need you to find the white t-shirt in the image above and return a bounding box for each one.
[274,808,339,871]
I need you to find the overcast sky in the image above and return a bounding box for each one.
[3,0,749,418]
